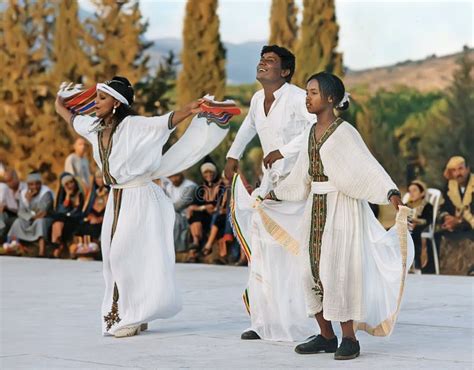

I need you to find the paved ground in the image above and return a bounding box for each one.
[1,257,473,369]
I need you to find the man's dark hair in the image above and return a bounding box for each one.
[261,45,295,82]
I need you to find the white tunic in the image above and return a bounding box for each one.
[274,122,414,335]
[229,83,316,341]
[73,113,182,335]
[227,82,315,161]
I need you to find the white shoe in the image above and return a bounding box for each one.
[114,325,141,338]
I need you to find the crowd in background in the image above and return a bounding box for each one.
[0,138,472,274]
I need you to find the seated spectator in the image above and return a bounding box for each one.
[435,156,473,275]
[187,159,225,263]
[439,156,473,238]
[202,172,232,260]
[51,173,84,258]
[161,173,197,254]
[0,168,27,243]
[405,180,433,273]
[65,137,91,191]
[6,172,54,257]
[74,170,109,256]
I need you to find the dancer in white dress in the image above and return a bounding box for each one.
[269,72,414,359]
[55,76,208,338]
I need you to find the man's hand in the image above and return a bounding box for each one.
[442,215,459,232]
[224,158,239,181]
[389,195,403,211]
[263,150,284,169]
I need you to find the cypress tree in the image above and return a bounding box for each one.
[294,0,343,87]
[86,0,151,84]
[51,0,92,84]
[177,0,226,135]
[268,0,298,52]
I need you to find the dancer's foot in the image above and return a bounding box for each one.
[240,330,260,340]
[114,325,141,338]
[295,334,338,354]
[334,337,360,360]
[140,323,148,331]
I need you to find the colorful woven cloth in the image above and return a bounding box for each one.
[58,82,97,117]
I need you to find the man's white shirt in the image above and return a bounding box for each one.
[226,83,316,161]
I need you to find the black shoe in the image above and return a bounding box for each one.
[294,334,338,354]
[334,337,360,360]
[240,330,261,340]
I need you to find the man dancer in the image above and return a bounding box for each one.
[225,45,315,341]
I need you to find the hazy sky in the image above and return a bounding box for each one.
[79,0,473,70]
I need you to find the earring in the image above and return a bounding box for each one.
[112,106,116,115]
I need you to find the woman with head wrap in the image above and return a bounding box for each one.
[51,173,84,258]
[55,76,204,338]
[7,172,54,257]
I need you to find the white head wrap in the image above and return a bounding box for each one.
[96,83,130,106]
[26,173,42,183]
[200,163,217,175]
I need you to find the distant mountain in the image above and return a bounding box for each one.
[147,37,265,84]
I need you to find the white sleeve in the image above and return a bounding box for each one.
[279,94,315,158]
[322,123,398,205]
[72,115,98,143]
[273,128,312,201]
[279,132,306,158]
[226,97,257,160]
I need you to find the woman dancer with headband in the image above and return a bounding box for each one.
[56,76,203,338]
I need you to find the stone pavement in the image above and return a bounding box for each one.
[1,257,472,369]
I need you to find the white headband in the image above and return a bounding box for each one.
[96,83,130,106]
[338,92,350,108]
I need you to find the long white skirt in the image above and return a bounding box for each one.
[231,175,314,341]
[101,183,182,335]
[300,188,414,336]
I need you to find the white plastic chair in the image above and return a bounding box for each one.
[403,188,442,274]
[421,188,442,274]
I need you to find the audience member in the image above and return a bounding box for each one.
[6,173,54,257]
[50,173,84,258]
[162,173,197,253]
[0,169,26,243]
[405,180,433,273]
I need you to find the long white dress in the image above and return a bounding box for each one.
[73,111,229,335]
[272,120,414,336]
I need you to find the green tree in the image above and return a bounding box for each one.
[85,0,151,84]
[177,0,226,135]
[268,0,298,51]
[294,0,343,87]
[396,48,474,188]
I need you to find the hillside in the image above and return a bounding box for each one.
[345,49,473,93]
